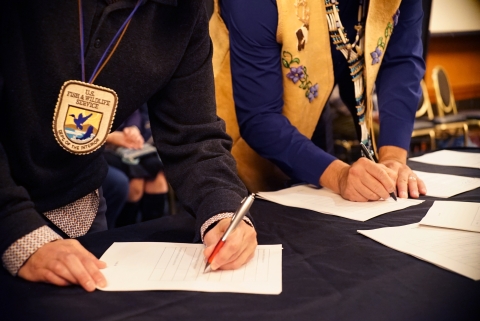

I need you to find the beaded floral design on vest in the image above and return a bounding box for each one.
[282,0,319,102]
[282,51,319,102]
[371,9,400,65]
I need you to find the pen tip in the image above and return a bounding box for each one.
[391,192,397,201]
[204,264,211,274]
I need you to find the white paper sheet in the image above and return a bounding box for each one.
[413,170,480,198]
[98,242,282,294]
[358,223,480,280]
[409,150,480,169]
[420,201,480,233]
[256,185,424,222]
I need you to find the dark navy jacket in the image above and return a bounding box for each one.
[0,0,247,255]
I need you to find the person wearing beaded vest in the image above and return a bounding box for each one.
[211,0,427,201]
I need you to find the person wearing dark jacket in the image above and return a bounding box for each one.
[0,0,256,292]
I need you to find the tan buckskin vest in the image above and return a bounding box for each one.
[211,0,402,192]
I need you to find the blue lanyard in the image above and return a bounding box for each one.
[78,0,143,83]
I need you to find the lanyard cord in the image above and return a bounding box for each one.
[90,19,132,83]
[78,0,86,82]
[78,0,143,84]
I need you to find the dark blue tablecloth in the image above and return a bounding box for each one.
[2,149,480,321]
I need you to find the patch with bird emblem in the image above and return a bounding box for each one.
[53,80,117,155]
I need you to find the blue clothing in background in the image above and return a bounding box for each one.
[103,166,129,229]
[220,0,425,186]
[117,104,152,142]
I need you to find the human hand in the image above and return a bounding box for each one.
[336,157,398,201]
[203,219,257,271]
[106,126,144,149]
[17,239,107,292]
[380,159,427,198]
[377,145,427,199]
[122,126,144,149]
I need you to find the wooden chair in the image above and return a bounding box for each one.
[433,65,480,126]
[431,66,469,146]
[411,79,436,151]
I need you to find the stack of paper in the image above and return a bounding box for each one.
[359,201,480,280]
[257,185,424,221]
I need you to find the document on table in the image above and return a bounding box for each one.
[98,242,283,294]
[358,223,480,280]
[420,201,480,233]
[409,150,480,169]
[256,185,423,222]
[413,170,480,198]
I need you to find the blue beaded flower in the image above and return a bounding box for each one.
[393,9,400,26]
[308,84,319,102]
[370,46,382,65]
[286,66,305,84]
[282,51,319,102]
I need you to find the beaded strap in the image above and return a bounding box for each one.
[325,0,372,150]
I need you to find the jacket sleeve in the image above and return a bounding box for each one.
[146,2,250,241]
[375,0,426,150]
[0,72,51,259]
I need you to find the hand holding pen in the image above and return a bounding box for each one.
[360,143,397,201]
[203,193,257,273]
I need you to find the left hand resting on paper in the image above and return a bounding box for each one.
[378,146,427,199]
[203,219,257,271]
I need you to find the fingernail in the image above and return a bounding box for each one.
[98,279,107,288]
[85,280,94,291]
[400,192,408,198]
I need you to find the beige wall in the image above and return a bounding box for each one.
[425,0,480,103]
[430,0,480,34]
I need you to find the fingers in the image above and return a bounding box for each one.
[42,269,71,287]
[417,176,427,195]
[62,254,98,292]
[17,239,107,292]
[213,235,257,271]
[397,173,426,199]
[363,162,397,200]
[381,160,427,199]
[203,220,257,271]
[340,158,396,202]
[397,170,412,198]
[123,126,144,149]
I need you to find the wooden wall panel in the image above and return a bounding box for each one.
[425,34,480,103]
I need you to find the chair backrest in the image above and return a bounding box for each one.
[416,79,434,120]
[432,65,458,117]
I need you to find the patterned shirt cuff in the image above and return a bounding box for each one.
[200,212,254,243]
[2,226,63,276]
